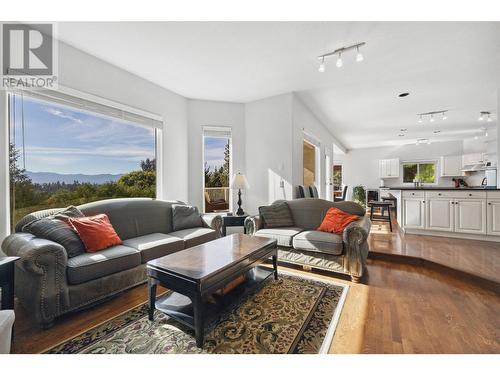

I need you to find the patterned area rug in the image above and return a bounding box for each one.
[45,272,348,354]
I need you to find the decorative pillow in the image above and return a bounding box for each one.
[23,206,86,258]
[258,202,294,228]
[67,214,122,253]
[172,205,204,231]
[317,207,360,234]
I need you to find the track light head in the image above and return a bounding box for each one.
[318,57,326,73]
[356,46,363,62]
[336,53,343,68]
[442,113,447,120]
[418,115,423,123]
[430,114,435,122]
[487,114,492,122]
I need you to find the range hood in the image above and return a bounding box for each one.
[461,163,486,172]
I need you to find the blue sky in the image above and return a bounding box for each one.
[10,95,155,175]
[204,137,229,171]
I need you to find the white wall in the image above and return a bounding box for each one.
[187,99,245,211]
[340,141,465,198]
[245,93,293,214]
[0,41,190,241]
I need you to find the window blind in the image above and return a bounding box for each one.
[203,126,232,138]
[10,88,164,129]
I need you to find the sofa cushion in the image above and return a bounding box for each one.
[172,205,204,231]
[259,202,294,228]
[123,233,184,263]
[23,206,86,258]
[292,230,343,256]
[67,245,141,285]
[254,227,303,247]
[317,207,360,234]
[169,227,217,248]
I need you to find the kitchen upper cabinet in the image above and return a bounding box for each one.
[462,153,484,166]
[454,199,486,234]
[403,198,425,229]
[440,155,463,177]
[426,198,454,231]
[487,199,500,236]
[379,158,399,178]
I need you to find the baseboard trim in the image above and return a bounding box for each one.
[403,228,500,242]
[368,251,500,292]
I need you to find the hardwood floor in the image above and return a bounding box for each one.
[11,223,500,354]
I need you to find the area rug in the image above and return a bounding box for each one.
[44,272,348,354]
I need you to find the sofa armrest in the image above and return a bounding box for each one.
[1,233,69,326]
[201,214,223,237]
[244,215,263,236]
[342,216,371,279]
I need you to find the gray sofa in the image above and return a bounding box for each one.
[1,198,222,327]
[244,198,371,282]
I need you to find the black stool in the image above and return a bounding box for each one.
[368,200,393,232]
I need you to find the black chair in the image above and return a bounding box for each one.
[297,185,312,198]
[334,185,348,202]
[369,200,393,232]
[309,185,319,198]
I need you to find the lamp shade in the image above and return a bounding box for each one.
[231,173,249,190]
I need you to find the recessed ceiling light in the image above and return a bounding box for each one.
[398,93,410,97]
[400,128,407,132]
[398,133,405,137]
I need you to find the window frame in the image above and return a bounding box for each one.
[402,160,438,185]
[5,87,163,233]
[202,126,233,214]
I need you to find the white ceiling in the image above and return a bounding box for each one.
[57,22,500,149]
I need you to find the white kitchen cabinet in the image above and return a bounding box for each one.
[403,198,425,229]
[379,158,399,178]
[487,199,500,236]
[454,199,486,234]
[462,153,484,166]
[426,198,454,231]
[440,155,463,177]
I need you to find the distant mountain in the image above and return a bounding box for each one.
[26,171,123,184]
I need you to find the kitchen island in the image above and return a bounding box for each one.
[382,186,500,241]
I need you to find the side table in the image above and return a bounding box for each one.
[0,257,19,310]
[222,215,248,236]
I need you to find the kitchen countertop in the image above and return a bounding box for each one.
[383,186,500,191]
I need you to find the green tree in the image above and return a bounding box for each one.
[140,158,156,172]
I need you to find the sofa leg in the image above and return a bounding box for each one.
[350,275,361,283]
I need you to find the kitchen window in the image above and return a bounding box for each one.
[403,162,436,183]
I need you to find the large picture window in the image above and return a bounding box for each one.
[8,93,157,230]
[403,162,436,183]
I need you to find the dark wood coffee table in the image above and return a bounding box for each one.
[146,233,278,347]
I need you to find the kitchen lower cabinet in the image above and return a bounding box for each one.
[454,199,486,234]
[426,199,454,232]
[487,200,500,236]
[402,198,425,229]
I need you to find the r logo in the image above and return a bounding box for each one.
[2,23,53,76]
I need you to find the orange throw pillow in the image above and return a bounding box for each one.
[68,214,122,253]
[317,207,360,234]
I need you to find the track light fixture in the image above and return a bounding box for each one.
[317,42,366,72]
[417,110,448,123]
[479,111,494,122]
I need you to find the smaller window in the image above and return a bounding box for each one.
[403,162,436,183]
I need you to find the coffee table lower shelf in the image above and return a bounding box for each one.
[154,265,275,331]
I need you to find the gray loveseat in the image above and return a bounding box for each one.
[1,198,222,327]
[244,198,371,282]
